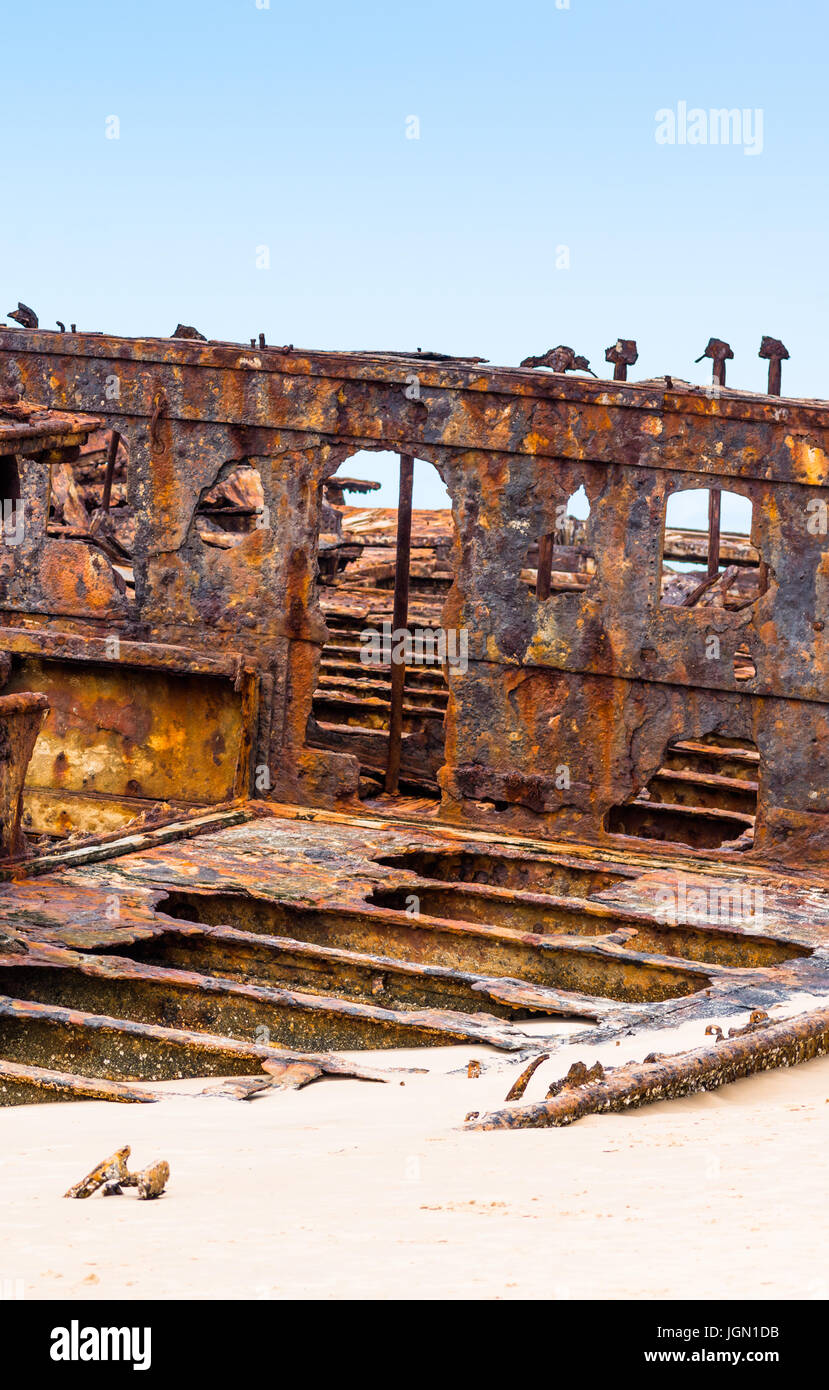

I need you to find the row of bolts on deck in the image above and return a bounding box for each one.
[523,336,790,394]
[4,302,790,395]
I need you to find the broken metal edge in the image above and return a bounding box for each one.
[0,1058,160,1104]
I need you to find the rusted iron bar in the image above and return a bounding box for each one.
[759,336,789,396]
[696,337,733,388]
[707,487,721,576]
[385,452,414,794]
[100,429,120,513]
[604,339,638,382]
[536,532,554,600]
[0,1059,158,1105]
[504,1051,550,1101]
[681,563,739,609]
[465,1006,829,1130]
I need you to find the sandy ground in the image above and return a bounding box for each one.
[1,1016,828,1302]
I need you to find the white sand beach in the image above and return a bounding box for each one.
[1,1038,827,1302]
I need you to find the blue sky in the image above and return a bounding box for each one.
[2,0,825,512]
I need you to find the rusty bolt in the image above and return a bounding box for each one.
[520,345,597,376]
[604,339,639,381]
[171,324,206,342]
[7,302,38,329]
[695,338,734,387]
[758,336,789,396]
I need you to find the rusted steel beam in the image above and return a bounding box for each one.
[0,984,421,1079]
[0,625,253,680]
[7,328,829,485]
[365,876,801,968]
[373,844,638,896]
[0,947,534,1053]
[385,453,414,794]
[707,486,721,576]
[681,562,739,609]
[536,532,554,600]
[100,429,120,513]
[0,1057,158,1105]
[93,916,604,1020]
[9,804,252,878]
[465,1006,829,1130]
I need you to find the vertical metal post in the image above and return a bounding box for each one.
[708,488,721,577]
[385,453,414,795]
[536,533,554,600]
[101,430,120,514]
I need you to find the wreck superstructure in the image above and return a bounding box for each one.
[0,325,828,1121]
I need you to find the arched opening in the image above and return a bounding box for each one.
[194,462,266,548]
[660,487,766,611]
[524,484,595,599]
[307,449,456,807]
[45,426,135,602]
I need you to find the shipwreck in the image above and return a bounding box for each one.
[0,320,828,1127]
